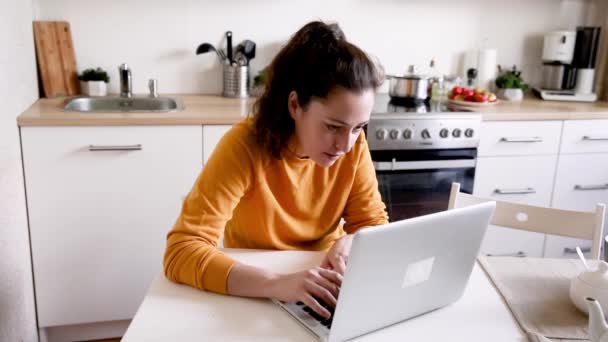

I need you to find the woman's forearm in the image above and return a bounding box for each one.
[226,262,280,298]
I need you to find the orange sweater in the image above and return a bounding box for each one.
[163,119,388,294]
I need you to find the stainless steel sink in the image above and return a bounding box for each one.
[63,96,184,113]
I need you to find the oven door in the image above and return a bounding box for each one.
[373,149,476,222]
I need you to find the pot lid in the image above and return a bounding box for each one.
[389,65,430,80]
[579,261,608,289]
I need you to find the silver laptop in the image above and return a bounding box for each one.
[273,201,496,342]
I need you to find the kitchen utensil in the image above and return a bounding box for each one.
[577,246,591,270]
[466,68,478,88]
[570,260,608,315]
[386,65,430,101]
[223,64,249,98]
[242,39,256,61]
[33,21,80,97]
[196,43,225,63]
[226,31,233,64]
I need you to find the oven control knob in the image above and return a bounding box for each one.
[465,128,475,138]
[376,129,387,140]
[452,128,462,138]
[402,129,412,140]
[389,129,400,140]
[421,129,431,139]
[439,128,449,138]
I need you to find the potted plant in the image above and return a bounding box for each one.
[250,67,268,97]
[495,65,528,102]
[78,67,110,96]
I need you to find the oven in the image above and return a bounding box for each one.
[372,148,476,221]
[367,95,482,222]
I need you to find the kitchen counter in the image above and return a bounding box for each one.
[16,95,253,126]
[16,93,608,126]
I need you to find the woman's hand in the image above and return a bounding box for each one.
[269,267,343,319]
[321,234,354,275]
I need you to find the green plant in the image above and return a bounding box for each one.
[495,65,528,90]
[78,67,110,83]
[253,67,268,88]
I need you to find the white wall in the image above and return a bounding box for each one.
[35,0,590,95]
[0,0,39,340]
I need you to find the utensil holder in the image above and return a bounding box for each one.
[223,64,249,98]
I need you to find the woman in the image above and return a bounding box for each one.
[164,21,388,319]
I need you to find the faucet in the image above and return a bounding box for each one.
[119,63,132,98]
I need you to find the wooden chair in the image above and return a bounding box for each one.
[448,182,606,260]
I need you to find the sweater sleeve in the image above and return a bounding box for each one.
[163,123,254,294]
[342,133,389,233]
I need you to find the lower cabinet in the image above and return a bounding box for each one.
[474,155,558,258]
[203,125,232,163]
[544,153,608,258]
[21,126,202,327]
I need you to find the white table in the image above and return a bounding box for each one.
[122,249,527,341]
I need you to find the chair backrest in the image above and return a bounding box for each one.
[448,182,606,260]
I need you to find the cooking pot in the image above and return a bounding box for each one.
[387,65,430,101]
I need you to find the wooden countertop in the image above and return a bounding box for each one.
[17,95,253,126]
[16,93,608,127]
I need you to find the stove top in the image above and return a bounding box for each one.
[372,93,471,116]
[368,94,482,151]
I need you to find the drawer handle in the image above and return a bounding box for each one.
[486,251,526,257]
[88,144,143,152]
[582,135,608,141]
[500,137,543,143]
[564,247,591,254]
[574,184,608,191]
[494,188,536,195]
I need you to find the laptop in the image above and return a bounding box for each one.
[273,201,496,342]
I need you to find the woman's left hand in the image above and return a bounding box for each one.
[321,234,354,276]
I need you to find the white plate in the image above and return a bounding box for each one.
[448,99,499,107]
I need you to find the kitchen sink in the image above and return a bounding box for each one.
[63,96,184,113]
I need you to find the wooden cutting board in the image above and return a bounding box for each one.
[33,21,80,97]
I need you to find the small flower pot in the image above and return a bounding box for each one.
[496,88,523,102]
[80,81,108,96]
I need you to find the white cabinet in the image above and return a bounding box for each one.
[474,156,558,257]
[477,121,562,157]
[544,153,608,258]
[560,120,608,154]
[203,125,232,164]
[21,126,202,327]
[474,121,562,258]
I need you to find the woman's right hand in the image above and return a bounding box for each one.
[269,267,343,319]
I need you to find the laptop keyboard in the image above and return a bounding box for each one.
[296,300,334,328]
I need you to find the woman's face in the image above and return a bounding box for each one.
[288,87,374,167]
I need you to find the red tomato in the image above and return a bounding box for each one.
[465,95,476,102]
[463,89,475,98]
[452,86,464,95]
[474,93,489,102]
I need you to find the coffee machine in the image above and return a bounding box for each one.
[534,27,601,102]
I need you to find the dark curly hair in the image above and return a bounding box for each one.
[251,21,383,159]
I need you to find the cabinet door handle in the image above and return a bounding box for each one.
[582,135,608,141]
[574,184,608,191]
[486,251,526,257]
[564,247,591,254]
[88,144,143,151]
[494,188,536,195]
[500,137,543,143]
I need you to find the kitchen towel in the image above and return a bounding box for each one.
[478,256,591,341]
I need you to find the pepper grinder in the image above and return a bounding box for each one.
[466,68,478,88]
